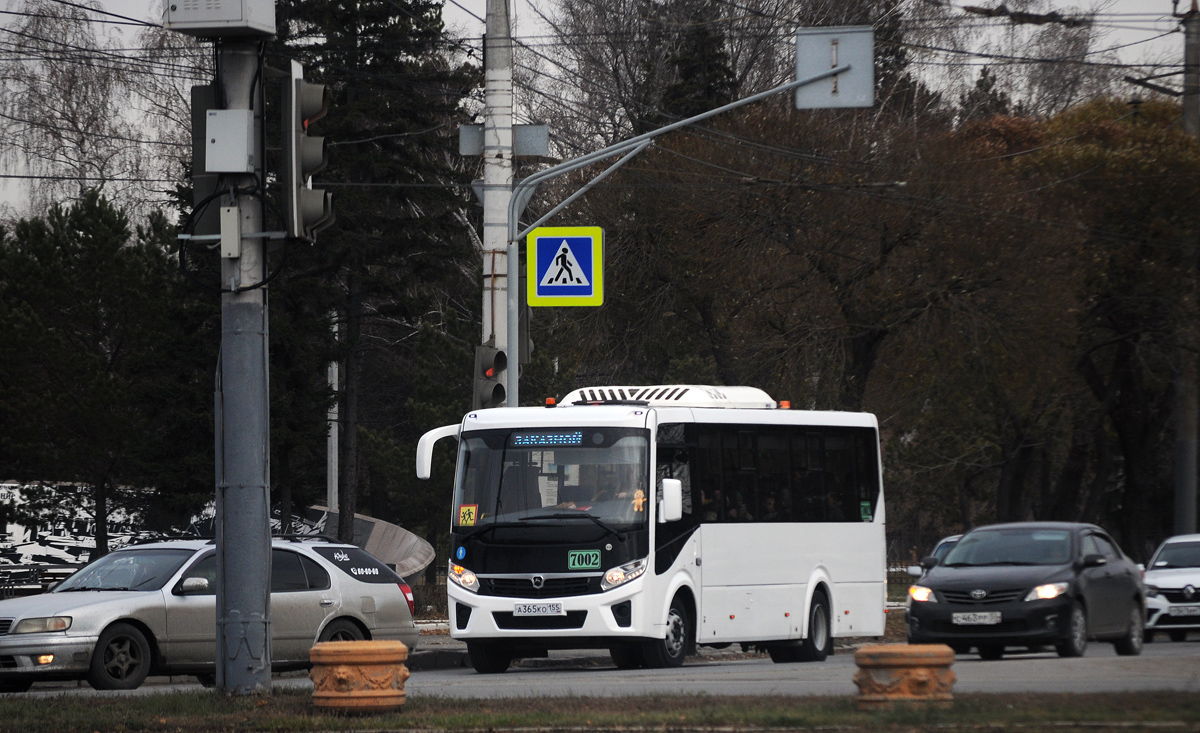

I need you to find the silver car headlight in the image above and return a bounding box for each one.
[1024,582,1069,601]
[601,558,647,591]
[448,561,479,593]
[12,616,72,633]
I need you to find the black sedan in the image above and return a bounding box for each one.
[905,522,1145,660]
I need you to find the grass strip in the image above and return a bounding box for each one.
[2,690,1200,732]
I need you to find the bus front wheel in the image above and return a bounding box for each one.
[642,595,691,668]
[467,641,513,674]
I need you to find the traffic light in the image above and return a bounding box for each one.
[473,345,507,409]
[281,59,334,241]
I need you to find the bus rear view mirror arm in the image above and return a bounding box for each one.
[659,478,683,523]
[416,424,461,479]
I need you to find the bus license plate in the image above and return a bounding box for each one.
[514,602,565,617]
[952,611,1001,625]
[1169,605,1200,617]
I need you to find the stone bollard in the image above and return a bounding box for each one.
[852,644,955,708]
[309,640,410,713]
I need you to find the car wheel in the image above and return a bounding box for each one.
[195,673,216,688]
[0,678,32,693]
[1113,604,1144,656]
[87,622,152,690]
[318,619,365,643]
[978,645,1004,661]
[1169,630,1188,642]
[609,645,644,669]
[467,641,512,674]
[950,643,972,655]
[642,595,691,668]
[1056,601,1088,658]
[796,591,831,662]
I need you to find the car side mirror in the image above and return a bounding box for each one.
[1081,553,1107,569]
[906,565,922,578]
[658,478,683,523]
[920,556,940,570]
[178,576,210,594]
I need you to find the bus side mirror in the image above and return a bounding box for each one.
[659,479,683,523]
[416,423,461,479]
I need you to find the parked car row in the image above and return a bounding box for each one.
[0,537,419,692]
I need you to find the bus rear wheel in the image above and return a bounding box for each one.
[467,641,513,674]
[641,596,690,668]
[769,590,831,663]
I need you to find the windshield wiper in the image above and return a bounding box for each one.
[59,585,131,592]
[520,513,625,542]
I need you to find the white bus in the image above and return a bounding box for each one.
[416,385,886,673]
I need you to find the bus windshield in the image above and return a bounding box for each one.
[453,427,650,534]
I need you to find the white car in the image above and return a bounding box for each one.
[1144,533,1200,642]
[0,537,418,692]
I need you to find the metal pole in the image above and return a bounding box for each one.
[326,315,338,513]
[483,0,513,377]
[1177,4,1200,536]
[504,64,851,406]
[214,39,272,695]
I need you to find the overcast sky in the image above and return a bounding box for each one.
[79,0,1183,68]
[0,0,1182,214]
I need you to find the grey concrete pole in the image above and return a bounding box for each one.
[1178,5,1200,536]
[214,39,273,694]
[483,0,513,375]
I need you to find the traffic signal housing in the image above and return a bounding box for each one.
[473,346,507,409]
[281,60,334,241]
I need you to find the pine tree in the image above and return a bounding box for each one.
[270,0,478,540]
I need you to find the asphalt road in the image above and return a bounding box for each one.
[19,635,1200,698]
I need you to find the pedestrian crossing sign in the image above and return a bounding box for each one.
[527,226,604,307]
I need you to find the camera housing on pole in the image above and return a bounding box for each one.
[282,60,334,241]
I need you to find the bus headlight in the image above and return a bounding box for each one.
[601,558,647,591]
[448,562,479,593]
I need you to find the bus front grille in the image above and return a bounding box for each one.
[484,577,597,598]
[493,611,588,630]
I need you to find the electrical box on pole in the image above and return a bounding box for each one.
[282,60,334,241]
[162,0,274,37]
[473,346,507,409]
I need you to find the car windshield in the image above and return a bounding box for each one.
[55,548,195,592]
[942,528,1072,566]
[1152,541,1200,569]
[453,427,650,535]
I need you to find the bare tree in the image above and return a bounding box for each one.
[0,0,206,218]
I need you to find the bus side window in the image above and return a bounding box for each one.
[824,434,854,522]
[697,427,722,522]
[758,431,788,522]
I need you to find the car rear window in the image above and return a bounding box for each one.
[312,546,402,584]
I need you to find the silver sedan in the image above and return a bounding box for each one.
[0,538,419,691]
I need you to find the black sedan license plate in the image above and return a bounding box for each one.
[952,611,1002,625]
[513,602,565,617]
